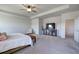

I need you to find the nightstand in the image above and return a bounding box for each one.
[26,33,36,43]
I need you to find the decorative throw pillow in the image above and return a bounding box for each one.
[0,32,8,41]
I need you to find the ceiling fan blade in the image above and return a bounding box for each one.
[32,10,37,12]
[22,4,28,8]
[20,9,25,10]
[32,6,36,9]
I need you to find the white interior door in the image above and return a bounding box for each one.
[65,19,74,38]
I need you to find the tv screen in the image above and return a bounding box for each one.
[46,23,55,29]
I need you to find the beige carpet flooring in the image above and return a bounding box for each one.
[15,35,79,54]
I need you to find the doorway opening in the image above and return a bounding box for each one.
[65,19,74,40]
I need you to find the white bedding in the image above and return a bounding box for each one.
[0,33,33,53]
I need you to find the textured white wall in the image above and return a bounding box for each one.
[39,18,43,35]
[43,16,61,37]
[31,18,39,34]
[0,13,31,34]
[74,17,79,42]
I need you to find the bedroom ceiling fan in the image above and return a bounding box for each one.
[21,4,38,13]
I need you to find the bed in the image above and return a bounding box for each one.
[0,33,33,54]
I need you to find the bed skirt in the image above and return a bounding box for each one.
[0,45,30,54]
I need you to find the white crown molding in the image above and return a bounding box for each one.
[31,5,70,19]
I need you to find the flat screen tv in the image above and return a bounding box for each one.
[46,23,55,29]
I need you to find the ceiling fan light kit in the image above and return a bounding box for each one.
[22,4,37,13]
[27,8,32,12]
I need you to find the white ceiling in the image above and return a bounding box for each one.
[0,4,63,17]
[0,4,79,19]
